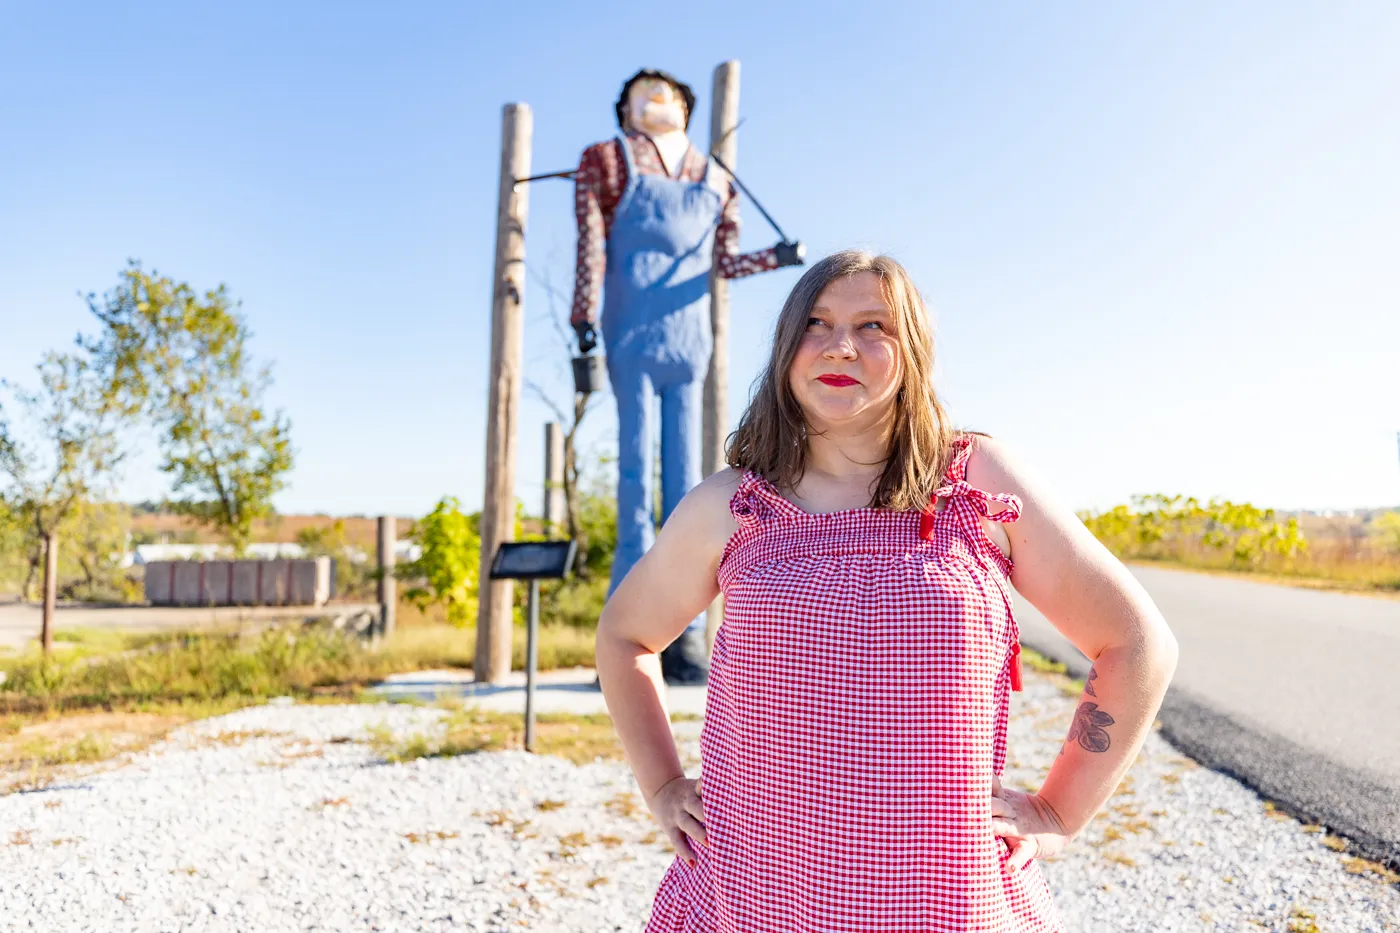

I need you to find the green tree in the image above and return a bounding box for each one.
[0,497,25,594]
[398,497,481,627]
[0,351,126,650]
[84,262,293,554]
[1370,511,1400,555]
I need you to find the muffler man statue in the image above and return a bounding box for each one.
[572,68,804,684]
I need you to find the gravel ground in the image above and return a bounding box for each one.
[1,671,1397,932]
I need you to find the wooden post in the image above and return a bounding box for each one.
[477,102,532,684]
[703,60,740,656]
[544,422,564,537]
[377,515,396,637]
[40,531,56,655]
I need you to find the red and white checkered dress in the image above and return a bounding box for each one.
[645,435,1064,932]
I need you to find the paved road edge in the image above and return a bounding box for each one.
[1020,633,1400,872]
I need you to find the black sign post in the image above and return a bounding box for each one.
[488,539,577,752]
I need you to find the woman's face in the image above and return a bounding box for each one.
[788,271,903,433]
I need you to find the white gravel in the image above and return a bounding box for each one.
[1004,675,1400,933]
[0,673,1396,932]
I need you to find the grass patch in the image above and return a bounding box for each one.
[1340,855,1400,884]
[0,621,601,795]
[372,709,624,766]
[1020,647,1068,675]
[0,710,190,794]
[0,622,597,715]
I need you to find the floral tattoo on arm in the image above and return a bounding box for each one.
[1059,665,1114,756]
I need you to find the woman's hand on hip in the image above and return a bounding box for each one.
[991,775,1071,870]
[646,775,707,865]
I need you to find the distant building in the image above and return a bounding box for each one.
[122,540,420,568]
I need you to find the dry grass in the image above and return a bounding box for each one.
[1128,558,1400,600]
[0,710,190,795]
[1340,855,1400,884]
[1287,905,1321,933]
[371,709,625,766]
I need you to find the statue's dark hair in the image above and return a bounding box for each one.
[614,68,696,131]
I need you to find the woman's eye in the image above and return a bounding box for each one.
[806,317,825,328]
[862,321,884,331]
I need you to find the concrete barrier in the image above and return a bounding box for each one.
[143,558,332,607]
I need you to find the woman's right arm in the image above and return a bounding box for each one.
[594,468,742,858]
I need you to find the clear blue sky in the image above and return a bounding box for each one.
[3,2,1397,517]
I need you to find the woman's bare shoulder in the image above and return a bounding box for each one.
[962,433,1025,494]
[679,468,746,523]
[652,468,744,562]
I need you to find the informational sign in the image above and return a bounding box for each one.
[489,540,576,581]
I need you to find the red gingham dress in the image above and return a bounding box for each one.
[645,435,1064,932]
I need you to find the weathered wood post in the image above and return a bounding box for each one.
[377,515,396,637]
[544,422,565,537]
[477,102,532,684]
[40,531,57,654]
[703,60,740,657]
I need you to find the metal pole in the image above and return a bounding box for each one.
[525,578,540,752]
[703,60,740,659]
[377,515,396,638]
[477,102,533,685]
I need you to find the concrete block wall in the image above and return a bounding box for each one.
[144,557,332,607]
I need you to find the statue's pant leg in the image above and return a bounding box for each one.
[606,358,655,599]
[659,371,707,634]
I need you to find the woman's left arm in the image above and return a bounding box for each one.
[967,437,1180,852]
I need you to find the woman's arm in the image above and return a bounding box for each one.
[595,468,742,805]
[966,437,1180,841]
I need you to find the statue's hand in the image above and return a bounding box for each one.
[775,240,806,268]
[574,320,599,355]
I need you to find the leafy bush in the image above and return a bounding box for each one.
[398,497,481,627]
[1080,494,1306,568]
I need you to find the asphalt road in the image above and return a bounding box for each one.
[0,601,376,651]
[1013,564,1400,869]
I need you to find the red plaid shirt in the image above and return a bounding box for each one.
[571,131,778,327]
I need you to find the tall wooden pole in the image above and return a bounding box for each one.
[477,102,532,684]
[377,515,396,637]
[544,422,564,537]
[40,531,57,654]
[703,60,740,656]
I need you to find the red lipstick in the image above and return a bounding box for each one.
[817,374,859,387]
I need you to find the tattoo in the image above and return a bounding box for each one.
[1066,702,1115,753]
[1084,666,1099,697]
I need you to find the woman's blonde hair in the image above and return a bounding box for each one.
[724,249,959,511]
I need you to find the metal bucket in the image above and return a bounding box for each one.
[572,354,608,395]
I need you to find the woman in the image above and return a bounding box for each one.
[595,250,1179,931]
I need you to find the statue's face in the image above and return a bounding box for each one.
[627,78,687,135]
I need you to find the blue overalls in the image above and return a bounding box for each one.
[602,133,726,636]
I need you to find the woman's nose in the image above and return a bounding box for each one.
[822,329,858,359]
